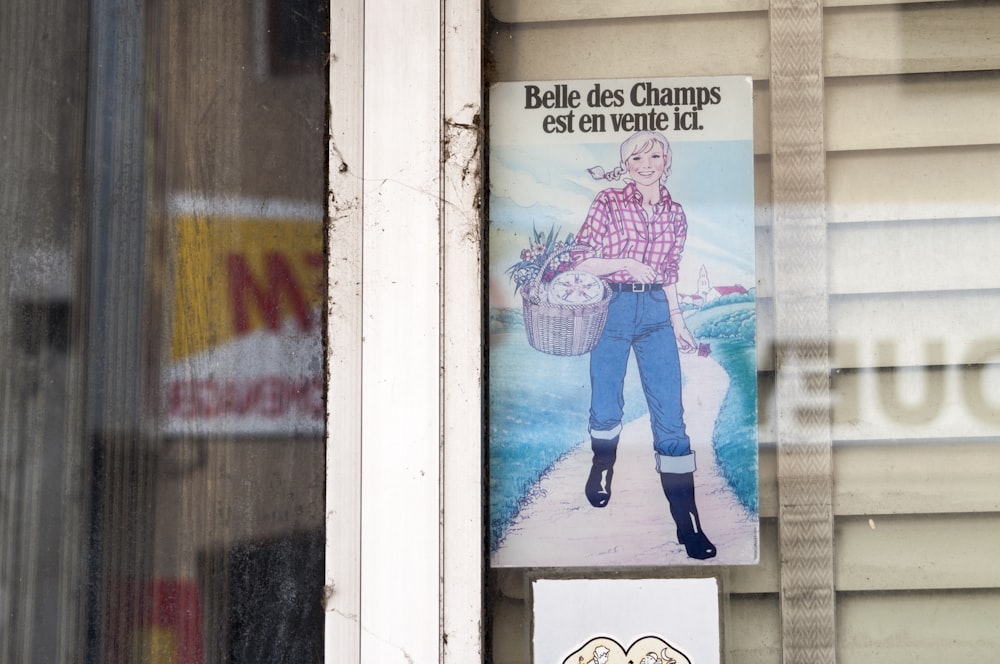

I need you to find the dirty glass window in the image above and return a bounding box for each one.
[485,1,1000,662]
[1,0,328,661]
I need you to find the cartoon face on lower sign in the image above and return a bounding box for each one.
[563,636,695,664]
[564,636,693,664]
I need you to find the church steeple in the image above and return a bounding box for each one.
[697,264,711,298]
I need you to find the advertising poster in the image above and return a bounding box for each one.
[162,196,324,437]
[488,77,758,566]
[534,578,720,664]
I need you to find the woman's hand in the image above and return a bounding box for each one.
[672,313,697,353]
[621,258,657,283]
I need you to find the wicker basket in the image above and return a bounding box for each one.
[521,245,611,356]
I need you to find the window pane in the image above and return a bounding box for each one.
[1,1,327,661]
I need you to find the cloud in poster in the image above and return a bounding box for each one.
[489,150,596,216]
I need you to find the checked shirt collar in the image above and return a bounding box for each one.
[576,181,687,285]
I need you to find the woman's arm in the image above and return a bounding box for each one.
[666,284,697,353]
[661,204,688,286]
[575,257,657,282]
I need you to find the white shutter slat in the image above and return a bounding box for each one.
[729,513,1000,592]
[826,73,1000,151]
[758,442,1000,517]
[826,2,1000,77]
[826,292,1000,367]
[728,591,1000,661]
[755,217,1000,297]
[729,519,780,593]
[835,513,1000,591]
[755,146,1000,226]
[826,0,953,5]
[758,361,1000,441]
[839,592,1000,661]
[827,146,1000,223]
[490,0,961,24]
[490,0,766,24]
[828,219,1000,294]
[490,13,770,81]
[833,442,1000,516]
[756,293,1000,369]
[753,73,1000,153]
[490,3,999,83]
[728,596,781,664]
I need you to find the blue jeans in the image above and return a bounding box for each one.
[589,290,693,470]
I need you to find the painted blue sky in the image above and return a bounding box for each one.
[489,140,755,308]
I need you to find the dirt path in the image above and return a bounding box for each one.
[491,352,758,567]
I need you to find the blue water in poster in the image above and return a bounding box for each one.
[489,298,758,553]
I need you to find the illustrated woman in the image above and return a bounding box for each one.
[572,130,715,559]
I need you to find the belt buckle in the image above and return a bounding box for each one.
[631,283,646,293]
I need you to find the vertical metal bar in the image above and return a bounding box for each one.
[769,1,836,662]
[83,0,147,433]
[82,0,154,661]
[359,0,443,659]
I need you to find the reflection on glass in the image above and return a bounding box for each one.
[1,0,327,661]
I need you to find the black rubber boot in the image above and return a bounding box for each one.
[585,436,619,508]
[659,471,717,559]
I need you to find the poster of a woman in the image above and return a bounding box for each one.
[489,77,757,567]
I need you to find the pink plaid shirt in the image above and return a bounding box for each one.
[573,182,687,285]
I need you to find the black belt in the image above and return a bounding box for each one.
[609,282,663,293]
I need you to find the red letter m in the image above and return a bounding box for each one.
[227,252,312,335]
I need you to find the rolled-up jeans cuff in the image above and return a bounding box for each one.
[590,424,622,440]
[655,452,696,474]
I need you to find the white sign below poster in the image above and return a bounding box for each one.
[534,578,721,664]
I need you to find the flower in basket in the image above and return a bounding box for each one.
[506,224,576,293]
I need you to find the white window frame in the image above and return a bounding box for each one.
[325,1,483,662]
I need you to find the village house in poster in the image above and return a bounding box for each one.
[488,76,758,567]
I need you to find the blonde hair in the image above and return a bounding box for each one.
[587,131,672,183]
[620,131,672,181]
